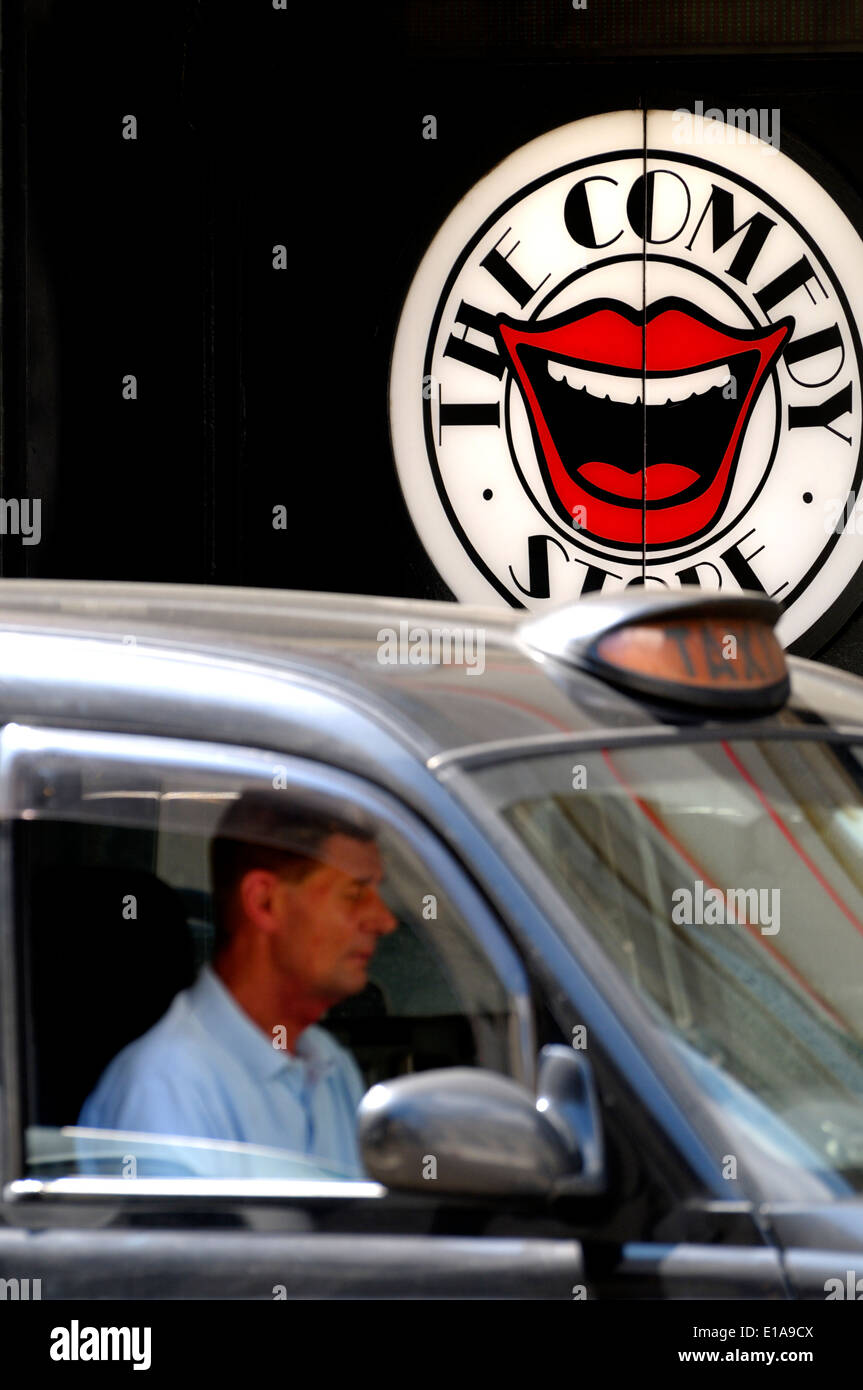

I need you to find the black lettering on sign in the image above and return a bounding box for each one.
[509,534,569,599]
[685,186,775,285]
[439,399,500,429]
[788,382,853,445]
[784,323,845,389]
[580,561,620,595]
[755,256,825,315]
[676,561,722,588]
[444,302,506,379]
[720,530,767,592]
[564,176,623,250]
[627,170,691,245]
[480,240,543,309]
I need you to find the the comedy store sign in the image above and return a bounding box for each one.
[389,110,863,651]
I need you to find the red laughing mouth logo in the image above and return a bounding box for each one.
[496,298,793,546]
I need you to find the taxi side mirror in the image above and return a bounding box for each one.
[357,1044,606,1198]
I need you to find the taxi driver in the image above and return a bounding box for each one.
[78,791,398,1175]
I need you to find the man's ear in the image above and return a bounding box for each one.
[237,868,283,934]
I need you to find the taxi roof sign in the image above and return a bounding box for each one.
[519,592,790,714]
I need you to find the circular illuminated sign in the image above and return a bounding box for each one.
[389,110,863,652]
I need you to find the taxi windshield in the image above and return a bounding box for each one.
[478,736,863,1194]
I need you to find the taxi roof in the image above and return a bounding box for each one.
[0,580,861,765]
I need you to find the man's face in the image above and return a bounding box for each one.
[268,834,398,1004]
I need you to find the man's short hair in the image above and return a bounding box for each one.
[209,790,376,954]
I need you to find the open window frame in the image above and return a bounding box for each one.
[0,723,535,1213]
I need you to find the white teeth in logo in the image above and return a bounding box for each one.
[546,358,732,405]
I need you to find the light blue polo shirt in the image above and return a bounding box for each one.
[78,965,367,1177]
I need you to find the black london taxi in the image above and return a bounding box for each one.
[1,579,863,1300]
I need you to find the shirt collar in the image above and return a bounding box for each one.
[188,965,337,1084]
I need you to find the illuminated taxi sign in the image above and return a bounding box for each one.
[590,615,789,711]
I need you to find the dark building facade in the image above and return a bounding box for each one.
[5,1,863,663]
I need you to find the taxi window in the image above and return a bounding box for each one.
[476,737,863,1195]
[5,729,527,1188]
